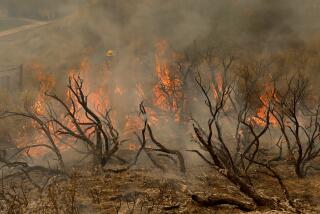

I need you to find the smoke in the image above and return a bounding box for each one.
[0,0,82,20]
[88,0,304,51]
[1,0,320,168]
[1,0,319,66]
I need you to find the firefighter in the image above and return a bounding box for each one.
[105,49,117,68]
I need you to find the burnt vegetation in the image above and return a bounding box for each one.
[0,48,319,213]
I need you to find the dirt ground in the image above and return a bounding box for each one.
[3,162,319,214]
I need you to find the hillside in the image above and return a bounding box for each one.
[0,0,83,20]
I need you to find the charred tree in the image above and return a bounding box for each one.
[271,74,320,178]
[1,75,124,173]
[190,66,293,210]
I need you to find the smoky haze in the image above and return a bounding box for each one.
[0,0,320,133]
[0,0,320,67]
[0,0,83,20]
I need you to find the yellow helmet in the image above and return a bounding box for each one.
[106,50,114,57]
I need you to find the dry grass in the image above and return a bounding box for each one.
[0,164,319,214]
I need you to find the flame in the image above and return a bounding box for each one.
[26,63,56,115]
[251,85,278,126]
[20,45,191,158]
[29,67,56,156]
[89,87,109,113]
[15,63,58,157]
[15,57,113,158]
[211,72,223,99]
[123,106,160,136]
[68,58,110,114]
[153,40,183,116]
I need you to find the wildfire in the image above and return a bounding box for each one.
[68,58,110,114]
[153,40,183,115]
[18,44,189,158]
[251,85,278,126]
[212,72,223,99]
[89,87,110,113]
[18,58,112,158]
[27,63,56,115]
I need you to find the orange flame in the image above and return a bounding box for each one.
[251,85,278,126]
[153,40,182,116]
[27,63,56,115]
[212,72,223,99]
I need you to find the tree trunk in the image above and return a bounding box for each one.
[192,194,256,211]
[295,163,305,178]
[226,171,276,208]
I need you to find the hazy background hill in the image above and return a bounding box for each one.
[0,0,85,20]
[0,0,320,72]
